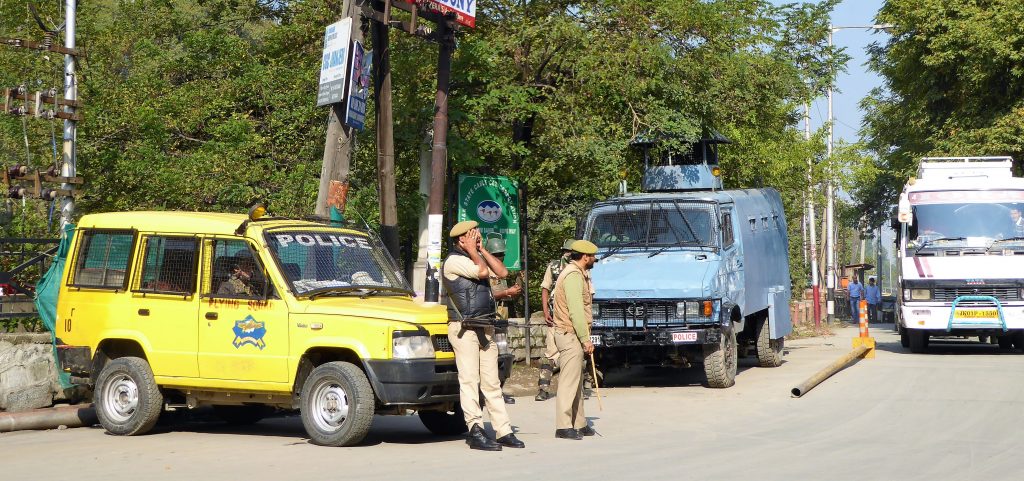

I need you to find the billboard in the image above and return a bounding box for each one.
[316,18,352,107]
[344,42,372,130]
[457,174,521,269]
[404,0,477,28]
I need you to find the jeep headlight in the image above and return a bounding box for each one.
[392,331,435,359]
[910,289,932,301]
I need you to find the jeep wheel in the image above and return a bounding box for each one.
[419,403,468,436]
[755,315,784,367]
[214,405,273,425]
[94,357,163,436]
[300,361,374,446]
[703,326,737,388]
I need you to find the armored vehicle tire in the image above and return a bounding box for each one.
[94,357,164,436]
[300,361,375,447]
[214,405,273,425]
[755,316,784,367]
[978,335,989,344]
[998,335,1014,350]
[908,330,928,353]
[419,403,469,435]
[703,326,737,388]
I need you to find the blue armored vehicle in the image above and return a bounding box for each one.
[581,136,791,388]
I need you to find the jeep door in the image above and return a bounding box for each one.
[197,237,290,383]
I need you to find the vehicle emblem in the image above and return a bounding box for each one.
[233,315,267,350]
[627,304,645,318]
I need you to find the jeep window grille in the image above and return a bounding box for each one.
[586,201,719,250]
[265,229,411,296]
[70,230,134,289]
[133,236,198,295]
[202,238,270,299]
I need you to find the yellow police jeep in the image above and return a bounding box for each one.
[54,210,463,446]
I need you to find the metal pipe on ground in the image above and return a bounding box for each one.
[0,404,96,432]
[790,344,870,397]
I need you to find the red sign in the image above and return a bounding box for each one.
[403,0,476,28]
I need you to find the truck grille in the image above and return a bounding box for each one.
[594,302,713,329]
[933,287,1020,302]
[432,335,453,352]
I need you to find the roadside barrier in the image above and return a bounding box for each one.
[791,302,875,397]
[0,404,96,432]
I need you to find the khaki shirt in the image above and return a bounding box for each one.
[552,262,594,344]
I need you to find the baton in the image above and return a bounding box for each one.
[589,352,603,411]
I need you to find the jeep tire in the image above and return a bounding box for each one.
[419,403,469,436]
[755,315,784,367]
[703,326,737,388]
[94,356,164,436]
[300,361,374,447]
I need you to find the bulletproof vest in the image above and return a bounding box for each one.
[442,254,496,321]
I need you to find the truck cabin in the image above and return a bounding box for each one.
[633,131,730,192]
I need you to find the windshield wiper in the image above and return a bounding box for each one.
[306,285,410,300]
[601,240,645,259]
[914,237,966,255]
[989,237,1024,249]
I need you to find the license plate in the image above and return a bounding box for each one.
[671,331,698,343]
[589,335,602,346]
[954,309,998,319]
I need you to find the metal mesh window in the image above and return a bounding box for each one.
[266,230,408,295]
[203,239,268,299]
[587,201,719,248]
[134,236,198,294]
[722,212,734,247]
[71,230,134,289]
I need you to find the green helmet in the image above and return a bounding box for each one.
[485,237,507,255]
[561,239,576,251]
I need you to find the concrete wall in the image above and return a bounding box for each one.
[0,333,62,412]
[506,317,550,363]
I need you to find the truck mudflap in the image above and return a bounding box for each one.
[55,345,91,377]
[593,328,720,348]
[363,359,459,406]
[947,295,1007,332]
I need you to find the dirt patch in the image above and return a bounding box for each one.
[503,364,543,397]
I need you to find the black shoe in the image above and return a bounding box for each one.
[496,433,525,448]
[535,390,553,401]
[578,426,596,436]
[503,394,516,404]
[555,428,583,440]
[466,425,501,451]
[583,388,592,400]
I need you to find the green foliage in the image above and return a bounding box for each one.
[0,0,842,296]
[859,0,1024,222]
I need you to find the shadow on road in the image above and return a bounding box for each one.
[599,358,771,388]
[875,336,1024,356]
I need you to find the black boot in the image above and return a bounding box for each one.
[578,426,596,436]
[466,425,501,451]
[496,433,525,448]
[555,428,583,440]
[503,393,516,404]
[535,389,553,401]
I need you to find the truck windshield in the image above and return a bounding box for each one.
[585,200,719,249]
[265,229,412,296]
[911,201,1024,245]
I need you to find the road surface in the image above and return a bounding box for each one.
[4,325,1023,481]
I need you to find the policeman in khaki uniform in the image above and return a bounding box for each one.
[535,239,574,401]
[551,240,599,439]
[443,220,525,451]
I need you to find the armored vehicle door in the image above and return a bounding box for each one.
[720,206,744,312]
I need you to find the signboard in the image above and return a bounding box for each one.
[317,18,352,107]
[344,42,372,130]
[404,0,477,28]
[457,175,521,269]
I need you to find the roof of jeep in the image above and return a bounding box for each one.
[76,211,337,236]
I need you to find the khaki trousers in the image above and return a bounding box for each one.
[544,325,560,363]
[448,321,512,437]
[553,330,586,430]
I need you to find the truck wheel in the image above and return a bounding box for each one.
[419,403,468,436]
[755,316,784,367]
[214,405,273,425]
[899,324,910,348]
[94,357,164,436]
[300,361,374,446]
[908,330,928,353]
[978,335,989,344]
[703,326,737,388]
[998,335,1014,350]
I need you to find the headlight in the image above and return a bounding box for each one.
[392,331,435,359]
[903,289,911,299]
[910,289,932,300]
[493,331,510,354]
[676,301,701,318]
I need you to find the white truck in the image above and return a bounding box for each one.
[895,157,1024,352]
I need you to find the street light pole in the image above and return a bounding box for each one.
[825,23,893,324]
[806,102,820,328]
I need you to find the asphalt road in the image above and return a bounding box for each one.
[4,324,1024,481]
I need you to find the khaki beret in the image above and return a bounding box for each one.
[570,239,598,255]
[449,220,479,238]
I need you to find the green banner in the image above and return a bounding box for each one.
[457,174,521,270]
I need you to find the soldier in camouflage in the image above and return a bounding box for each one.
[218,258,255,297]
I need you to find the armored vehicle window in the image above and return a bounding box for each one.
[134,236,198,295]
[587,201,719,249]
[722,212,734,247]
[70,230,134,289]
[202,239,269,299]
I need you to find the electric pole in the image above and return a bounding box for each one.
[59,0,78,233]
[423,19,453,304]
[372,0,399,259]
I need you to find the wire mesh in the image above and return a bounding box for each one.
[70,230,133,289]
[135,236,198,294]
[266,230,408,295]
[205,238,269,299]
[586,200,719,248]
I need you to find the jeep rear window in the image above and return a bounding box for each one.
[266,230,411,296]
[71,230,134,289]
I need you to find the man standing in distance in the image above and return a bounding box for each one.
[443,221,525,451]
[536,239,574,401]
[551,240,599,439]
